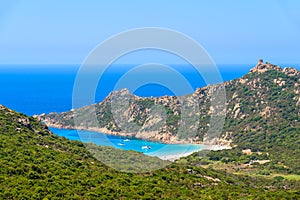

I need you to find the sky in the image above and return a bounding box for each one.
[0,0,299,65]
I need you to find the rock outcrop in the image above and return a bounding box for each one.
[250,59,300,77]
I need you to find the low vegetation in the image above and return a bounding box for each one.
[1,105,300,199]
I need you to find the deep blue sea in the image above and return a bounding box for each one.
[1,64,298,158]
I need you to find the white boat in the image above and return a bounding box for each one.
[117,143,125,146]
[123,139,130,142]
[141,145,151,150]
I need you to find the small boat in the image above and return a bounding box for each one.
[117,143,125,146]
[123,139,130,142]
[141,145,151,150]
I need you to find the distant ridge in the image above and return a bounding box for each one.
[39,59,299,145]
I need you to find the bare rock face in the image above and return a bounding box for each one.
[18,117,31,128]
[250,59,300,76]
[260,106,272,118]
[282,67,300,76]
[273,78,286,87]
[296,97,300,107]
[233,103,242,119]
[250,59,280,73]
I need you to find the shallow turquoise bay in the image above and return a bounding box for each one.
[49,127,205,159]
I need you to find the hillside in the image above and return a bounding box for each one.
[40,61,299,145]
[1,104,300,199]
[40,60,300,175]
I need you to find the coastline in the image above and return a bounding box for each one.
[47,123,231,161]
[45,122,231,146]
[151,144,231,161]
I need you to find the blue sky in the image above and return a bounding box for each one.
[0,0,299,64]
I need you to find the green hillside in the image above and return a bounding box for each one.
[1,105,300,199]
[183,65,300,177]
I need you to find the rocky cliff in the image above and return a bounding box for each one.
[39,60,300,147]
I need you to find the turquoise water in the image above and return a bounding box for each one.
[49,127,205,159]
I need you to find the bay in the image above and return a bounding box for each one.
[49,127,206,160]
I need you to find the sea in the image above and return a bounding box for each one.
[1,64,297,159]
